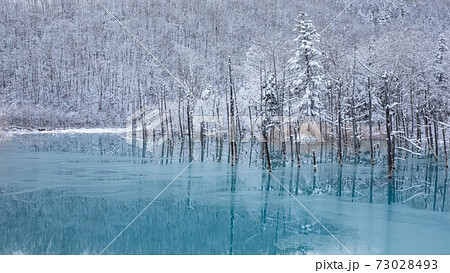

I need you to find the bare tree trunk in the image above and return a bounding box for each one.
[368,77,374,165]
[443,128,448,168]
[313,149,316,172]
[442,169,448,211]
[263,127,272,172]
[169,109,174,145]
[329,84,334,144]
[337,79,343,166]
[187,100,193,161]
[234,87,242,143]
[163,93,171,145]
[409,83,414,139]
[416,107,421,147]
[295,121,301,168]
[259,65,264,160]
[159,97,165,140]
[248,105,253,136]
[228,57,237,165]
[351,52,359,157]
[288,101,294,163]
[434,120,439,162]
[427,86,434,154]
[281,66,287,159]
[383,74,393,178]
[424,114,430,151]
[201,108,205,162]
[141,99,147,158]
[369,165,374,203]
[433,164,439,211]
[178,91,183,138]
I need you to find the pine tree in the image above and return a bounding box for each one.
[263,73,278,122]
[377,6,391,25]
[426,34,449,126]
[433,34,449,116]
[288,12,326,118]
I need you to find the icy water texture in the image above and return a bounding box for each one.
[0,134,449,255]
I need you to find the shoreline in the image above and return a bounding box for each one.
[3,127,127,135]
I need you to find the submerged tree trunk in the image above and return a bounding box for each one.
[313,149,316,171]
[263,127,272,172]
[295,121,301,168]
[443,128,448,168]
[369,165,374,203]
[443,170,448,212]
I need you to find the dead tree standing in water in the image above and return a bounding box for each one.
[187,100,193,161]
[383,73,394,179]
[368,77,375,165]
[313,149,317,171]
[228,57,237,166]
[337,79,343,166]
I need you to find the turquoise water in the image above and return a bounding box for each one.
[0,134,449,254]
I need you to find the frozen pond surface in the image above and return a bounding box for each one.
[0,134,449,254]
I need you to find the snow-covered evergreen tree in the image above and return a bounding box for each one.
[288,12,326,118]
[377,5,392,25]
[432,34,449,119]
[262,73,279,127]
[434,35,448,88]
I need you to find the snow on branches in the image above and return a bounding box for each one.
[288,12,326,118]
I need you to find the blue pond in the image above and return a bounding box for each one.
[0,133,449,254]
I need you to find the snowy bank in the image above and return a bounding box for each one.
[6,128,127,135]
[0,130,12,144]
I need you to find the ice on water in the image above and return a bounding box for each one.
[0,134,449,254]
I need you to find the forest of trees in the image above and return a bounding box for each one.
[0,0,449,164]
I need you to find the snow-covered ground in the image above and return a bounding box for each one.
[6,127,127,135]
[0,130,11,144]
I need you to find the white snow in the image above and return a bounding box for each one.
[7,128,127,135]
